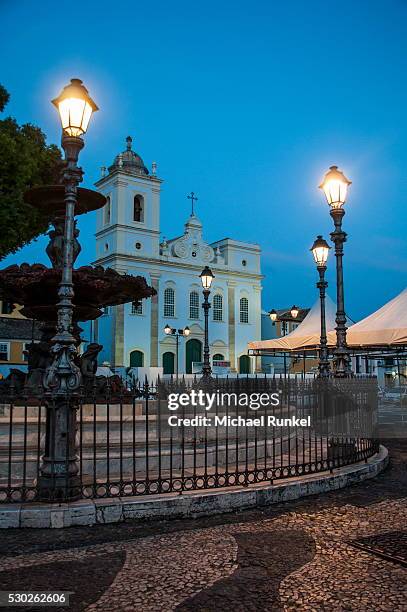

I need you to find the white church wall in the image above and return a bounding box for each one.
[97,311,113,365]
[123,297,152,369]
[234,284,262,372]
[211,238,261,275]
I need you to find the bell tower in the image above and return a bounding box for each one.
[94,136,162,266]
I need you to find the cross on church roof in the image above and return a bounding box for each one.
[187,192,198,215]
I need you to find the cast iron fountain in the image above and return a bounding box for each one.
[0,77,159,502]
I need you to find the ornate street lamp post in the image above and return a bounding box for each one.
[200,266,214,379]
[319,165,352,377]
[311,235,331,378]
[164,325,190,378]
[44,79,98,392]
[39,79,98,500]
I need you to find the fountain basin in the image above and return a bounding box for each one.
[0,263,156,322]
[24,185,106,217]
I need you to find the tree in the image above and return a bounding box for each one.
[0,85,62,260]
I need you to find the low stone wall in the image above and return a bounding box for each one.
[0,445,388,529]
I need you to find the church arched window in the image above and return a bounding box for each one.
[213,294,223,321]
[133,195,144,222]
[240,297,249,323]
[130,350,144,367]
[164,287,175,317]
[213,353,225,363]
[189,291,200,319]
[131,301,142,315]
[104,196,111,225]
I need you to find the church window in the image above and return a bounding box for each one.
[240,297,249,323]
[213,353,225,363]
[105,243,109,252]
[130,350,144,367]
[189,291,200,319]
[213,294,223,321]
[164,287,175,317]
[192,251,197,257]
[242,259,247,267]
[104,196,111,225]
[131,301,143,315]
[133,195,144,222]
[135,242,142,250]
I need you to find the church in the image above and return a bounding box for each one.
[90,137,263,375]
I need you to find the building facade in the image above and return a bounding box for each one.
[0,301,42,378]
[91,137,263,375]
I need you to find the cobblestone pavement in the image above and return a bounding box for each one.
[0,435,406,611]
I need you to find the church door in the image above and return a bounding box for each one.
[239,354,251,374]
[162,351,175,375]
[130,350,144,367]
[185,339,202,374]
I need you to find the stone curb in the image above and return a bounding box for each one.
[0,446,388,529]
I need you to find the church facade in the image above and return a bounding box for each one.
[91,137,262,375]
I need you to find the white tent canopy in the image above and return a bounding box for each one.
[249,295,338,352]
[249,288,407,353]
[335,287,407,347]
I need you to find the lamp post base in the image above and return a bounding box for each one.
[38,474,81,503]
[38,397,81,502]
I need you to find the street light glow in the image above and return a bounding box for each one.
[311,235,331,267]
[269,309,277,322]
[290,305,299,319]
[200,266,214,290]
[319,165,351,209]
[52,78,98,137]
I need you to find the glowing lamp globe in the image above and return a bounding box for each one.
[52,78,98,137]
[200,266,214,290]
[319,165,351,209]
[311,235,331,267]
[290,305,299,319]
[269,309,277,322]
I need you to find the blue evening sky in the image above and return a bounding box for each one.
[1,0,406,320]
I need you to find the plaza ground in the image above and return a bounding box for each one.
[0,428,406,611]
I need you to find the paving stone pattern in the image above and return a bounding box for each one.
[0,436,406,611]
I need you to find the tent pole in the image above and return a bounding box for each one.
[397,356,401,406]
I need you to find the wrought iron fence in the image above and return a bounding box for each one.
[0,375,379,503]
